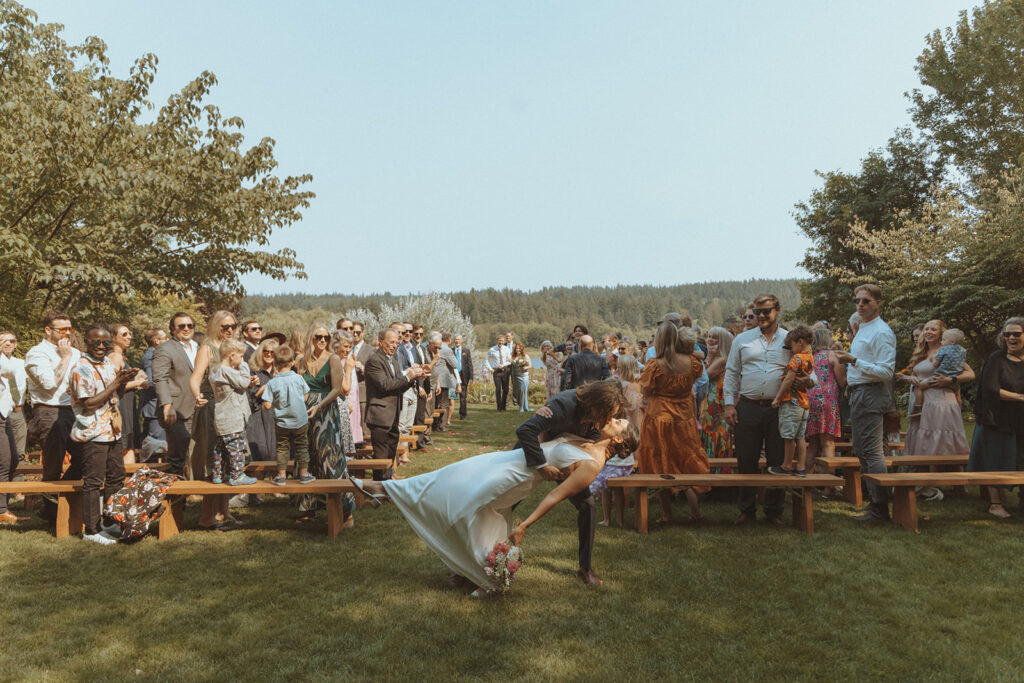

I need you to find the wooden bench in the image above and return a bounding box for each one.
[607,473,843,534]
[817,454,969,506]
[835,441,905,453]
[0,481,82,537]
[16,462,171,477]
[863,472,1024,533]
[160,479,359,539]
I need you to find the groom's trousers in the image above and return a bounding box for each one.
[569,487,597,571]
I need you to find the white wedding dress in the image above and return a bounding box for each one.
[382,436,595,588]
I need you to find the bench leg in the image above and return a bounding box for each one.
[891,486,918,532]
[791,488,814,533]
[843,470,863,506]
[55,492,83,538]
[633,488,648,534]
[327,493,346,538]
[158,497,183,539]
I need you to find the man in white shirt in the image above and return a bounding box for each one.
[835,284,898,522]
[0,331,28,460]
[723,294,803,525]
[0,339,23,523]
[485,334,512,411]
[24,311,81,527]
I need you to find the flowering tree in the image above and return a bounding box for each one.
[343,293,477,351]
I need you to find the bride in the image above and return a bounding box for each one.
[354,418,638,593]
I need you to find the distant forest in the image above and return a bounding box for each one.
[241,280,802,346]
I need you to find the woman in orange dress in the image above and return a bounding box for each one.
[637,322,709,522]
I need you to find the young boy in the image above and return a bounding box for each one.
[261,345,315,485]
[769,325,815,477]
[912,328,967,416]
[208,339,258,486]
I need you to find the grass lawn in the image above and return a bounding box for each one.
[1,404,1022,681]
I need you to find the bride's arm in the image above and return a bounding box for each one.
[508,461,600,545]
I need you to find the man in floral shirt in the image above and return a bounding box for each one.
[70,324,137,545]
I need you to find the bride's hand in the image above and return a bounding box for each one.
[508,525,526,546]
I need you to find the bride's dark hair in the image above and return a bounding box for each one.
[575,379,627,427]
[609,422,640,458]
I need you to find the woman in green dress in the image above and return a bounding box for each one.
[295,322,355,524]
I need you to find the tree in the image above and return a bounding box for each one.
[832,169,1024,358]
[792,130,944,325]
[0,1,312,342]
[343,293,477,352]
[910,0,1024,181]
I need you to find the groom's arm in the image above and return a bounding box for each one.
[515,395,576,468]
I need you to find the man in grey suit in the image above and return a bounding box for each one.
[426,331,460,433]
[152,312,200,477]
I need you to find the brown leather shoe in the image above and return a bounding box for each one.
[0,511,27,524]
[577,569,603,586]
[734,512,755,525]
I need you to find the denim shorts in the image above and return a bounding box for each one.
[778,402,809,440]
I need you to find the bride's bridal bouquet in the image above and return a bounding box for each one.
[484,540,524,592]
[512,357,530,372]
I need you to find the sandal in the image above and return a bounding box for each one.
[350,478,387,509]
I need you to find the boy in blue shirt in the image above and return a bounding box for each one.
[261,345,315,485]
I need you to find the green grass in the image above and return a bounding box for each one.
[1,405,1022,681]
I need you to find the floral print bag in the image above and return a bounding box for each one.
[104,467,183,539]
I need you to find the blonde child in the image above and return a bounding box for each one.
[208,339,259,485]
[769,326,814,477]
[911,328,967,416]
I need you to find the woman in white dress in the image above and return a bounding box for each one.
[355,419,637,592]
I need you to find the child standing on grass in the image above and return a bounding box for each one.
[592,354,642,528]
[261,345,315,486]
[208,339,259,486]
[769,326,814,477]
[911,328,967,416]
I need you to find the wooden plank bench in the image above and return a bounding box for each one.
[607,473,843,534]
[0,481,83,537]
[160,479,359,539]
[817,454,969,506]
[835,441,905,453]
[863,472,1024,533]
[16,462,171,477]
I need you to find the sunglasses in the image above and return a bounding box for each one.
[753,308,776,316]
[742,314,756,320]
[247,326,262,332]
[1003,331,1023,339]
[87,339,113,348]
[314,334,331,342]
[176,323,195,330]
[221,324,237,331]
[853,298,874,305]
[262,349,275,355]
[52,327,74,335]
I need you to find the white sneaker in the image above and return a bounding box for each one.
[99,528,121,542]
[83,532,118,546]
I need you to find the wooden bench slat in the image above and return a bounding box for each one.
[16,462,171,476]
[608,474,842,487]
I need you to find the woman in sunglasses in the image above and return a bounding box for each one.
[108,324,149,465]
[968,317,1024,518]
[245,337,280,462]
[293,322,354,525]
[189,310,244,529]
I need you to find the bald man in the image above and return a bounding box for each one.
[559,335,610,390]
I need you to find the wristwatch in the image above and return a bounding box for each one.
[851,357,858,366]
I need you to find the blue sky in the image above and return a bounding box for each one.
[34,1,972,295]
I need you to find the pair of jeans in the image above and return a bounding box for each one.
[0,413,17,514]
[849,383,891,512]
[76,440,125,534]
[734,398,785,517]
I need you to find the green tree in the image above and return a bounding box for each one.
[910,0,1024,181]
[0,1,311,341]
[793,130,943,326]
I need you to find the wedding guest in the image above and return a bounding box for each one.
[910,328,967,417]
[241,320,263,361]
[288,330,307,369]
[329,330,358,455]
[561,335,610,390]
[333,325,364,446]
[968,317,1024,518]
[364,328,426,480]
[723,294,794,525]
[25,310,80,527]
[293,323,355,522]
[352,321,373,440]
[138,328,167,462]
[410,327,432,451]
[637,323,709,522]
[108,324,148,465]
[510,342,532,412]
[485,333,512,411]
[396,323,420,434]
[897,319,972,502]
[261,345,313,486]
[768,326,815,476]
[208,338,258,486]
[152,312,198,477]
[805,328,846,477]
[0,345,22,524]
[554,324,587,355]
[246,337,279,462]
[453,334,473,419]
[834,284,898,522]
[741,305,757,331]
[540,340,561,399]
[428,332,460,429]
[700,327,734,468]
[592,354,641,528]
[69,324,137,545]
[0,331,27,463]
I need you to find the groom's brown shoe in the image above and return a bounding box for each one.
[577,569,603,586]
[447,572,467,589]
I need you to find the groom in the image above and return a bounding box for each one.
[514,380,627,586]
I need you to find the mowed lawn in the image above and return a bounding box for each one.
[1,405,1022,681]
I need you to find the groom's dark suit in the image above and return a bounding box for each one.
[514,389,598,575]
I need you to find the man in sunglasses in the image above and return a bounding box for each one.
[833,284,897,522]
[241,320,263,362]
[723,294,814,526]
[349,321,374,442]
[24,310,81,529]
[152,312,201,476]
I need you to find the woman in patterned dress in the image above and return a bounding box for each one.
[805,328,846,474]
[540,341,561,399]
[295,323,354,524]
[700,327,734,472]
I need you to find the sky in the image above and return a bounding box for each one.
[33,1,973,295]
